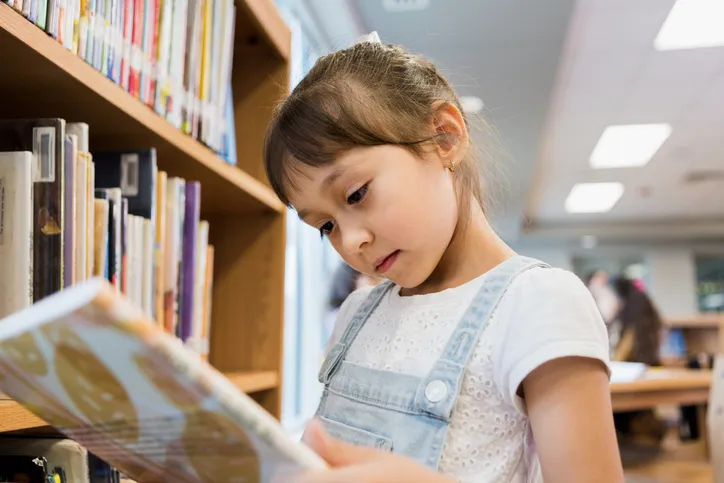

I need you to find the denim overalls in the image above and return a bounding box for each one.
[316,256,549,477]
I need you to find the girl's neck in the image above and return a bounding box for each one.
[401,201,517,297]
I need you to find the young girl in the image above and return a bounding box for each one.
[264,36,624,483]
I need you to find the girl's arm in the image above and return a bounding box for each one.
[523,356,625,483]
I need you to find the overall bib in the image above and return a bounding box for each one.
[316,256,548,477]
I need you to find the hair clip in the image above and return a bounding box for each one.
[356,31,382,45]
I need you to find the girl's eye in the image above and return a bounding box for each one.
[319,221,335,238]
[347,184,369,205]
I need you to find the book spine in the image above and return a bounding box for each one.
[120,0,134,91]
[109,188,122,290]
[32,123,65,302]
[112,0,123,84]
[12,0,22,13]
[86,158,95,278]
[142,217,153,316]
[190,219,208,353]
[181,0,199,134]
[154,170,166,326]
[37,0,48,30]
[120,197,128,295]
[62,135,74,288]
[64,0,75,50]
[71,0,81,55]
[201,244,214,359]
[179,181,199,341]
[84,0,95,63]
[57,0,66,45]
[74,152,87,283]
[147,0,160,108]
[167,0,188,127]
[153,0,171,115]
[29,0,38,25]
[162,177,179,334]
[0,152,34,319]
[21,0,30,17]
[92,198,108,278]
[129,0,143,97]
[105,0,115,79]
[100,0,110,76]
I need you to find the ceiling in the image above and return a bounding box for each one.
[527,0,724,241]
[294,0,724,243]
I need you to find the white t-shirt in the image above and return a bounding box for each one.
[326,266,610,483]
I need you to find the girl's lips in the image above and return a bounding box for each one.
[376,250,400,274]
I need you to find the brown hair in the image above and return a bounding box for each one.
[264,40,498,217]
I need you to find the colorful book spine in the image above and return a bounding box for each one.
[129,0,143,97]
[92,198,108,278]
[120,197,128,295]
[120,0,134,91]
[154,170,166,326]
[62,135,74,288]
[37,0,48,30]
[163,177,182,335]
[0,152,34,319]
[74,144,88,283]
[166,0,188,128]
[179,181,199,341]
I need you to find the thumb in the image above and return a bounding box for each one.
[303,419,382,467]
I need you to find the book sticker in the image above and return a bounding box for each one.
[32,127,56,183]
[0,177,4,246]
[121,153,140,196]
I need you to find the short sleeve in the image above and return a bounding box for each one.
[324,286,375,356]
[489,267,611,413]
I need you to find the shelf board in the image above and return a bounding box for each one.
[0,3,285,216]
[0,370,279,433]
[225,370,280,393]
[665,314,724,329]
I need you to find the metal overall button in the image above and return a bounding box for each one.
[425,380,448,403]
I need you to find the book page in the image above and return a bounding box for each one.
[0,281,324,482]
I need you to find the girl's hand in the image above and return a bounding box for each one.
[293,419,456,483]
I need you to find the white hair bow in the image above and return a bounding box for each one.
[356,31,382,45]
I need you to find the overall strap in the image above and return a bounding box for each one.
[318,280,395,384]
[415,256,550,419]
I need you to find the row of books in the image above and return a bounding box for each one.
[1,0,238,165]
[0,118,214,359]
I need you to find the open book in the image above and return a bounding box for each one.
[0,278,326,482]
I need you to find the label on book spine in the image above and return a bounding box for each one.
[120,154,139,196]
[32,127,56,183]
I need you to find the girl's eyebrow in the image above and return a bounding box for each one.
[296,167,349,222]
[321,167,347,190]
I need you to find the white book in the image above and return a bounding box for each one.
[142,217,154,317]
[134,215,144,308]
[167,0,188,127]
[86,160,95,279]
[74,150,88,283]
[0,278,327,481]
[0,152,34,319]
[190,220,208,353]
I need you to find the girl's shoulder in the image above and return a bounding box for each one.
[324,285,377,354]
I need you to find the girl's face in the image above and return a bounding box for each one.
[288,145,459,289]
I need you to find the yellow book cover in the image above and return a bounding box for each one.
[154,171,167,327]
[0,279,326,481]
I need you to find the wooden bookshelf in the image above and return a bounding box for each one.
[0,370,280,433]
[0,0,290,431]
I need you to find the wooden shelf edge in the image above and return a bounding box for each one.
[0,370,279,433]
[238,0,291,61]
[225,370,279,393]
[0,4,285,214]
[665,314,724,329]
[0,400,48,433]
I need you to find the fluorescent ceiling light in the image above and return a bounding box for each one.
[655,0,724,51]
[459,96,485,114]
[589,123,672,169]
[565,182,624,214]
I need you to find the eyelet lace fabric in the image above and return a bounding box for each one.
[343,281,531,483]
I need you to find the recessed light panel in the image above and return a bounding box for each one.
[589,124,672,169]
[565,182,624,214]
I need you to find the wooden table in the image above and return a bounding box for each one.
[611,368,712,412]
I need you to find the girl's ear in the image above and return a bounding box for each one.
[431,101,469,170]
